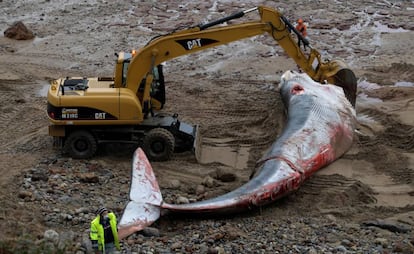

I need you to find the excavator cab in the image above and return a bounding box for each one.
[138,64,166,110]
[115,52,166,109]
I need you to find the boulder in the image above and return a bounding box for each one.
[4,21,35,40]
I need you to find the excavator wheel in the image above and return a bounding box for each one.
[331,68,357,107]
[143,128,175,161]
[64,130,97,159]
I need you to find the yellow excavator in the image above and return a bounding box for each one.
[47,6,357,161]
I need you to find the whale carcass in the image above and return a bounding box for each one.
[118,70,357,232]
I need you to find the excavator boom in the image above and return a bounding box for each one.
[125,6,357,108]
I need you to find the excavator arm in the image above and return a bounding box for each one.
[125,6,357,109]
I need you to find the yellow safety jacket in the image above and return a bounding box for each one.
[90,212,120,252]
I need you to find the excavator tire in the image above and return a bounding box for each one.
[331,68,358,107]
[143,128,175,161]
[64,130,97,159]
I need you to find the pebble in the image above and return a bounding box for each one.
[214,168,236,182]
[196,184,205,195]
[202,176,215,187]
[18,190,32,199]
[141,227,160,237]
[335,245,348,252]
[167,179,181,189]
[341,239,352,247]
[44,229,59,244]
[176,196,190,204]
[375,237,389,247]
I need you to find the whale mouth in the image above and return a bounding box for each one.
[291,84,305,95]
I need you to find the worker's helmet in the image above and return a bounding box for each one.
[96,207,108,215]
[298,18,303,24]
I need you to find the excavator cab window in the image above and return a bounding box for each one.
[121,56,164,105]
[137,65,166,108]
[150,65,166,107]
[122,60,130,86]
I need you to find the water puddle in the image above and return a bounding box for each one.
[357,92,383,104]
[358,80,381,90]
[199,138,251,169]
[373,21,410,33]
[359,79,414,89]
[395,81,414,87]
[38,83,50,97]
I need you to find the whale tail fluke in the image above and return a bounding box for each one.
[119,148,162,232]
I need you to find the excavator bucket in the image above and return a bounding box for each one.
[171,121,202,162]
[325,60,358,107]
[193,125,202,162]
[331,68,358,107]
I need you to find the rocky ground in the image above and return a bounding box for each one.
[0,0,413,253]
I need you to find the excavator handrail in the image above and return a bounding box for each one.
[197,7,258,30]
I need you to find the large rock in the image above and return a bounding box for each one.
[4,21,35,40]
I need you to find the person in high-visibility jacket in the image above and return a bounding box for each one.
[90,207,120,254]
